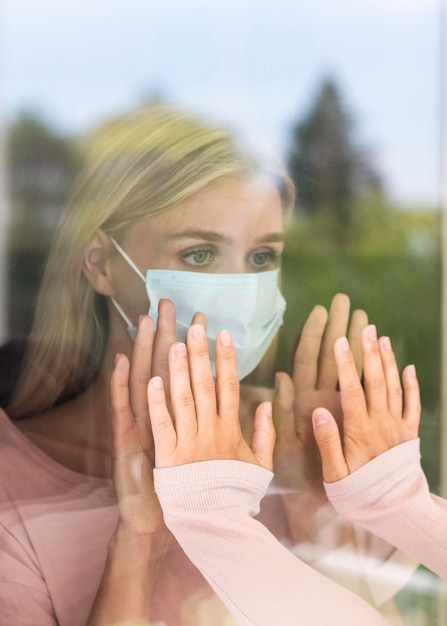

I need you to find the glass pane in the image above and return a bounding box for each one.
[0,1,443,624]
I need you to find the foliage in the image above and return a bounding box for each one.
[275,210,441,489]
[287,77,382,235]
[6,111,83,335]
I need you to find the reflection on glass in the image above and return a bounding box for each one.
[0,0,442,623]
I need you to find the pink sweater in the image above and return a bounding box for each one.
[154,461,388,626]
[324,438,447,580]
[154,439,445,625]
[0,409,414,625]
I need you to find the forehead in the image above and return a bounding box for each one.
[125,177,284,245]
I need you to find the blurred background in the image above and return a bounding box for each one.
[0,0,445,621]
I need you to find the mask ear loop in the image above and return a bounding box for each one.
[110,237,146,283]
[110,297,135,329]
[109,237,147,332]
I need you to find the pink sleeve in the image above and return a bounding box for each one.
[154,460,387,626]
[324,438,447,580]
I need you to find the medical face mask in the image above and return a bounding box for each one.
[110,238,286,381]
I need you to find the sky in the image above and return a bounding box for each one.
[0,0,444,206]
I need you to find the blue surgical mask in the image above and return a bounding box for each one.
[110,238,286,380]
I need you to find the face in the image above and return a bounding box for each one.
[108,176,285,325]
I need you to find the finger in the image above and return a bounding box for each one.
[187,324,217,425]
[293,305,328,392]
[129,315,155,423]
[334,336,368,423]
[168,341,197,437]
[215,330,240,422]
[147,376,177,468]
[152,298,177,398]
[110,354,134,451]
[347,308,368,378]
[402,364,421,439]
[318,293,351,388]
[251,401,276,471]
[312,408,349,482]
[273,372,297,441]
[191,311,207,329]
[378,336,403,419]
[361,325,388,415]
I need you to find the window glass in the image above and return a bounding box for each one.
[0,1,443,624]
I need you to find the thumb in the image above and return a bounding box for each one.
[312,408,349,483]
[251,401,276,472]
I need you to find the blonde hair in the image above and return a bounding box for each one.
[9,103,294,418]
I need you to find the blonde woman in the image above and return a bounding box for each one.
[1,104,410,625]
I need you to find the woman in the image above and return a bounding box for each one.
[0,103,408,625]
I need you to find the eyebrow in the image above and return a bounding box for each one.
[167,229,285,245]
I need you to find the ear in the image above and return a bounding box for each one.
[82,229,115,296]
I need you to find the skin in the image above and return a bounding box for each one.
[271,294,368,546]
[312,325,421,483]
[87,316,169,625]
[147,324,276,470]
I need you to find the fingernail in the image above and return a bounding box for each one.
[174,342,187,357]
[265,402,273,419]
[191,324,206,340]
[220,330,233,346]
[313,409,330,426]
[338,337,349,351]
[380,336,391,351]
[366,324,377,341]
[150,376,163,390]
[114,353,121,366]
[408,364,416,377]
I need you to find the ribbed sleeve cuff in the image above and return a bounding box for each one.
[154,460,273,514]
[324,439,425,520]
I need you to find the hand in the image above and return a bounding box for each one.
[273,293,368,491]
[150,298,206,406]
[91,316,170,626]
[312,325,421,483]
[111,314,170,537]
[147,324,276,470]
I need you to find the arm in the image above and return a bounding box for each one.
[312,326,447,579]
[272,296,417,606]
[88,312,171,626]
[148,324,388,626]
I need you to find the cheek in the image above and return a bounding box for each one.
[111,265,149,320]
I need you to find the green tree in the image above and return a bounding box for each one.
[287,77,381,231]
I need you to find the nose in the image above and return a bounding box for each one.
[219,256,247,274]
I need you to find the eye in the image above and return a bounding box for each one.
[182,248,214,266]
[248,249,281,270]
